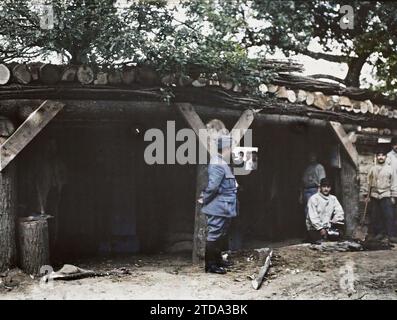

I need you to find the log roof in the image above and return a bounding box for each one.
[0,61,397,128]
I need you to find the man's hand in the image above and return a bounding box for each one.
[197,197,203,204]
[319,228,328,238]
[391,197,396,205]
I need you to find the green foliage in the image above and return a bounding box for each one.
[2,0,395,93]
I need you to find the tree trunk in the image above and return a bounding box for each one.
[18,219,50,276]
[344,54,370,88]
[0,117,16,272]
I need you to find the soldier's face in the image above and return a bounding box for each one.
[320,185,331,196]
[392,144,397,153]
[377,153,386,164]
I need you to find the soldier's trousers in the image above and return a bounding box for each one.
[205,215,231,267]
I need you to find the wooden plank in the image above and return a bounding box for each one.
[340,153,360,237]
[0,100,65,171]
[231,109,255,148]
[176,103,209,152]
[329,121,359,168]
[176,103,208,264]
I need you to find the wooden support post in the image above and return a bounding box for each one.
[176,103,208,264]
[0,100,65,171]
[231,109,255,149]
[340,153,360,237]
[329,121,359,169]
[0,117,16,272]
[176,103,255,264]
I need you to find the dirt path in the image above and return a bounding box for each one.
[1,244,397,300]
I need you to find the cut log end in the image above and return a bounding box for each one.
[0,64,11,85]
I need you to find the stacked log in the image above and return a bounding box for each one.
[40,64,61,85]
[61,65,78,82]
[77,65,94,85]
[136,66,160,86]
[0,64,11,85]
[94,72,108,85]
[12,63,31,84]
[121,66,137,85]
[108,70,123,85]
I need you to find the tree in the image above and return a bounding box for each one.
[0,0,174,65]
[183,0,397,92]
[0,0,280,88]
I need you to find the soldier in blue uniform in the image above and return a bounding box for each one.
[201,135,238,274]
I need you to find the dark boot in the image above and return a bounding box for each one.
[205,241,226,274]
[215,236,234,268]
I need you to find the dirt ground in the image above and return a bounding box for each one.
[1,240,397,300]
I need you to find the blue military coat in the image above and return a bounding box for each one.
[201,154,238,218]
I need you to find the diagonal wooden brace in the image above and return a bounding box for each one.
[329,121,358,169]
[0,100,65,171]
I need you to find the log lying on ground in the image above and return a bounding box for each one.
[45,264,96,281]
[0,64,11,85]
[18,217,50,276]
[12,63,31,84]
[251,249,273,290]
[77,65,94,85]
[42,264,131,281]
[40,64,61,85]
[309,241,363,252]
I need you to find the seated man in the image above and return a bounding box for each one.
[306,178,345,242]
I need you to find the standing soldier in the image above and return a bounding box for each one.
[367,148,397,243]
[300,152,326,215]
[200,135,238,274]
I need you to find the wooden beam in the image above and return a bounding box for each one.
[329,121,359,168]
[231,109,255,148]
[176,103,256,264]
[176,103,208,151]
[0,100,65,171]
